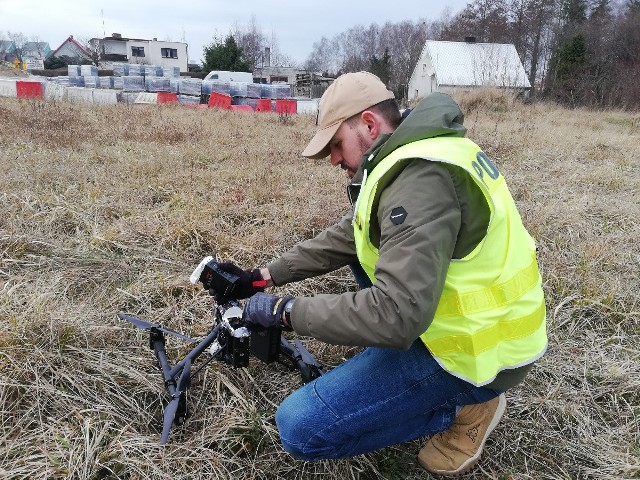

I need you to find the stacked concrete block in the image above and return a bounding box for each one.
[229,81,247,97]
[81,65,98,77]
[260,84,272,98]
[98,77,114,89]
[162,66,180,77]
[52,76,70,86]
[145,76,171,92]
[69,76,85,87]
[202,80,231,96]
[271,83,292,99]
[112,63,129,76]
[178,94,201,105]
[144,65,162,77]
[127,64,144,76]
[178,78,202,96]
[122,76,145,92]
[84,76,99,89]
[247,83,262,98]
[113,77,124,89]
[169,78,180,93]
[68,65,81,77]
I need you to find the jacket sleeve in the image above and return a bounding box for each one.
[290,160,462,349]
[266,212,358,286]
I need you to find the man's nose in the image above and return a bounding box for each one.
[330,150,342,167]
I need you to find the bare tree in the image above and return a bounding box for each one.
[232,16,266,71]
[6,31,28,64]
[304,19,435,98]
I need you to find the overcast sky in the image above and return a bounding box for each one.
[0,0,469,65]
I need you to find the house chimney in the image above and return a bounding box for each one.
[112,33,122,39]
[264,47,271,67]
[464,36,476,43]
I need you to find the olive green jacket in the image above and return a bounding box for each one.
[266,93,532,391]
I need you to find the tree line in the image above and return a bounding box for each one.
[299,0,639,108]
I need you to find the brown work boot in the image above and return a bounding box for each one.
[418,394,506,476]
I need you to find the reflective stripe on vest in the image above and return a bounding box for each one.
[353,136,547,386]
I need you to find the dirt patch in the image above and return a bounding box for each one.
[0,63,29,77]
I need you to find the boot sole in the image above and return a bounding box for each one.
[418,394,507,477]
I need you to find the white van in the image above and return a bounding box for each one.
[204,71,253,83]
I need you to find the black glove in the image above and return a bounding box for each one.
[242,293,294,330]
[212,262,266,300]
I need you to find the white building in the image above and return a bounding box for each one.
[252,47,305,85]
[91,33,188,72]
[51,36,91,62]
[408,39,531,101]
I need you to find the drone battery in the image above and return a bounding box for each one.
[230,335,250,368]
[250,327,281,364]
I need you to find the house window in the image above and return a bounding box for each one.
[131,46,145,57]
[161,48,178,59]
[270,76,288,83]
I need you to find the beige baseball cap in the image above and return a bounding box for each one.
[301,71,395,159]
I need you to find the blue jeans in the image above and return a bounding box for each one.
[275,263,499,460]
[275,341,499,460]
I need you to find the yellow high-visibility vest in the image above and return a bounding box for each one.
[353,136,547,386]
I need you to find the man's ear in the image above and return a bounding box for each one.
[360,110,381,141]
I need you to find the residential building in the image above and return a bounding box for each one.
[51,35,91,63]
[0,40,16,63]
[91,33,188,72]
[22,41,51,61]
[252,47,305,85]
[408,39,531,101]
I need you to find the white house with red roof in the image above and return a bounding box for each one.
[51,35,91,62]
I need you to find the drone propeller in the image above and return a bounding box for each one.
[160,357,192,445]
[117,313,196,344]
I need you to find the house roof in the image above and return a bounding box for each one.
[0,40,16,53]
[423,40,530,88]
[51,36,90,58]
[23,41,51,51]
[93,35,187,45]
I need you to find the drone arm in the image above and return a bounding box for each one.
[279,336,324,383]
[168,324,223,379]
[149,328,178,396]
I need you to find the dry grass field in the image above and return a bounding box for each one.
[0,91,638,480]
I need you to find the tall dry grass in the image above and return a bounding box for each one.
[0,93,638,480]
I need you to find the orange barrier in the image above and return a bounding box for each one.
[275,99,297,114]
[157,92,178,103]
[256,98,273,112]
[16,81,44,99]
[208,92,232,109]
[229,105,254,112]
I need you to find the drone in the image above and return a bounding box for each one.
[117,257,325,444]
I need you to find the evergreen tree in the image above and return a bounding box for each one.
[202,34,250,73]
[562,0,588,24]
[369,48,392,86]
